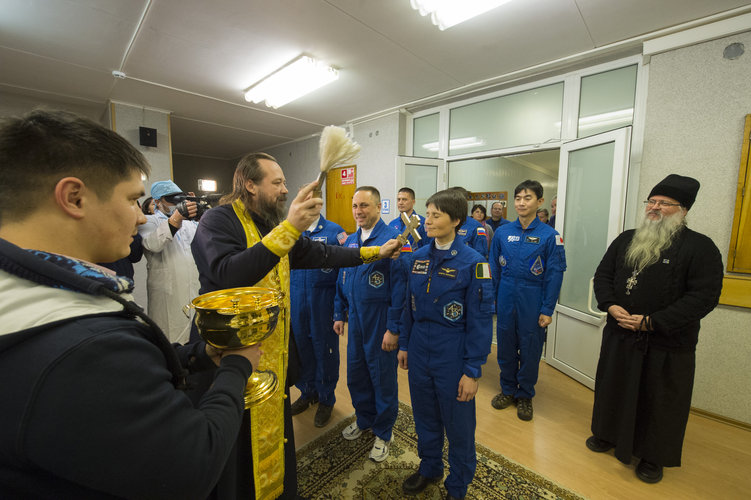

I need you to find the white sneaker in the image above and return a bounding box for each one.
[342,421,363,440]
[368,435,393,462]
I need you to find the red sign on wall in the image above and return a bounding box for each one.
[341,167,355,185]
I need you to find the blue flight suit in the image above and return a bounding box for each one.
[388,211,430,249]
[290,215,347,406]
[401,238,493,498]
[457,216,488,258]
[489,217,566,399]
[334,219,407,441]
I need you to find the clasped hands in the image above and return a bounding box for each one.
[608,305,648,332]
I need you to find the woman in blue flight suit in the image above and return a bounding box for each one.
[398,189,494,500]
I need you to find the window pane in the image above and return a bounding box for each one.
[448,150,559,221]
[557,141,615,316]
[449,83,563,155]
[578,65,637,138]
[413,113,440,158]
[404,164,438,217]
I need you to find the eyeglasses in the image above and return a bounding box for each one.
[643,199,682,208]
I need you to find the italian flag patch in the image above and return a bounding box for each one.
[475,262,492,279]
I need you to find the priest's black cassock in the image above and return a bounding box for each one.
[591,226,723,467]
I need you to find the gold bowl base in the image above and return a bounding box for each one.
[243,370,279,408]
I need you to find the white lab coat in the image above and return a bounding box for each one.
[138,211,199,344]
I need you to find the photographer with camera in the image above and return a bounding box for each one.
[139,180,200,344]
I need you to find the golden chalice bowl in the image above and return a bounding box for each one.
[191,286,282,408]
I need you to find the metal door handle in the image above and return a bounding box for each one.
[588,277,607,317]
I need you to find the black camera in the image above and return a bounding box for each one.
[166,194,222,220]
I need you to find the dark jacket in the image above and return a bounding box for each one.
[0,238,252,499]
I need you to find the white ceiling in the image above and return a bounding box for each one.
[2,0,750,160]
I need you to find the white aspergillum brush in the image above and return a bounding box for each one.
[313,125,361,198]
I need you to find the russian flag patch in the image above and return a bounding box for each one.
[477,227,487,236]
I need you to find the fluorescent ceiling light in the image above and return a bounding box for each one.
[244,55,339,108]
[410,0,513,30]
[578,108,634,130]
[422,136,485,152]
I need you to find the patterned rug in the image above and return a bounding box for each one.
[297,402,584,499]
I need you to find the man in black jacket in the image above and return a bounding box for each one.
[587,174,724,484]
[0,110,261,499]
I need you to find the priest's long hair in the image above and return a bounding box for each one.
[220,152,277,210]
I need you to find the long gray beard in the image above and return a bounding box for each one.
[625,210,686,271]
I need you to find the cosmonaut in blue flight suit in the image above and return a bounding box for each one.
[398,189,493,499]
[389,187,431,249]
[334,187,408,462]
[457,216,488,258]
[289,215,348,426]
[489,180,566,422]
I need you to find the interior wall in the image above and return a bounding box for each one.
[350,112,405,223]
[172,154,236,197]
[640,29,751,423]
[264,134,327,217]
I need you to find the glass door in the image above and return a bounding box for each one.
[546,127,631,389]
[396,156,446,217]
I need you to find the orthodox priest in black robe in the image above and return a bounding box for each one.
[588,174,723,484]
[189,152,401,500]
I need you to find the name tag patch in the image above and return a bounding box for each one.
[312,236,327,243]
[348,242,358,248]
[437,267,457,279]
[525,236,540,244]
[412,259,430,275]
[457,229,468,236]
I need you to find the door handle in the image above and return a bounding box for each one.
[588,277,607,318]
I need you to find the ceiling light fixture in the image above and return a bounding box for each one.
[422,136,485,152]
[243,55,339,108]
[410,0,513,30]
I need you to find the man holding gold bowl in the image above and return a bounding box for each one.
[0,110,262,499]
[190,152,402,500]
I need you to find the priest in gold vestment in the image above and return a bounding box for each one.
[190,152,402,500]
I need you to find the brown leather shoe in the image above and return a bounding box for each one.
[516,398,533,421]
[491,392,516,410]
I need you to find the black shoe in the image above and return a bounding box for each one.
[516,398,533,421]
[491,392,516,410]
[402,471,441,495]
[314,403,333,427]
[636,459,663,484]
[585,435,614,453]
[446,495,464,500]
[290,394,318,415]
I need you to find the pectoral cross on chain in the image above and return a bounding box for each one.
[625,270,639,295]
[397,212,422,246]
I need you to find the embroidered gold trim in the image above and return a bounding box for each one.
[231,199,289,500]
[360,245,380,263]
